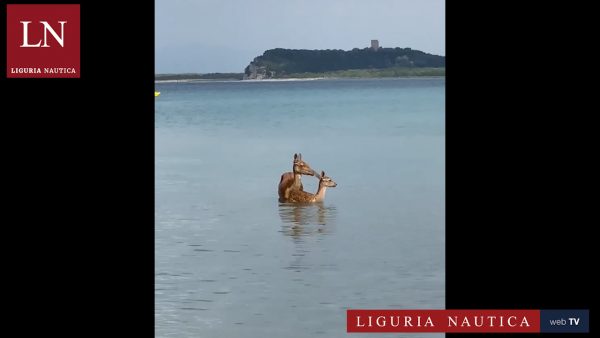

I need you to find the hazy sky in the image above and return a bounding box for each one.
[156,0,445,73]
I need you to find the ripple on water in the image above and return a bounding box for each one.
[179,307,208,311]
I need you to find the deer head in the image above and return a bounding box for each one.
[319,171,337,188]
[293,153,318,177]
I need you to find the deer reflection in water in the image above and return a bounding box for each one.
[278,202,337,238]
[278,202,338,272]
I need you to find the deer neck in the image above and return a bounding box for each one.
[313,184,328,202]
[292,171,303,189]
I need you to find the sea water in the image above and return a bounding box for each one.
[155,78,445,338]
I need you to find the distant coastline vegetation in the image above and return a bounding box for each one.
[155,73,244,81]
[156,46,445,81]
[279,67,444,79]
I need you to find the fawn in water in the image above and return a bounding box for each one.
[278,153,318,202]
[287,171,337,203]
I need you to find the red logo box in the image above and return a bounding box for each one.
[347,309,541,333]
[7,4,80,78]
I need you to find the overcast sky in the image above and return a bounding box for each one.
[156,0,445,73]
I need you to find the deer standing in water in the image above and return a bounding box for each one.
[287,171,337,203]
[278,153,319,202]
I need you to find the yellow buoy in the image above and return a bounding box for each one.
[155,91,161,97]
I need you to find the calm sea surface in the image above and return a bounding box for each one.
[155,78,445,338]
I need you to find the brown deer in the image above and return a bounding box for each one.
[287,171,337,203]
[278,153,318,202]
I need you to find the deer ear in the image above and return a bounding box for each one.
[298,153,302,160]
[294,153,298,160]
[321,171,325,177]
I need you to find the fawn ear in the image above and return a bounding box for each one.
[294,153,298,160]
[298,153,302,160]
[321,171,325,177]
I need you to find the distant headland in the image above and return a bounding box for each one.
[156,41,445,81]
[244,41,444,80]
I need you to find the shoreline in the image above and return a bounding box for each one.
[156,75,445,83]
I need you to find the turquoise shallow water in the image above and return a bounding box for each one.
[155,78,445,338]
